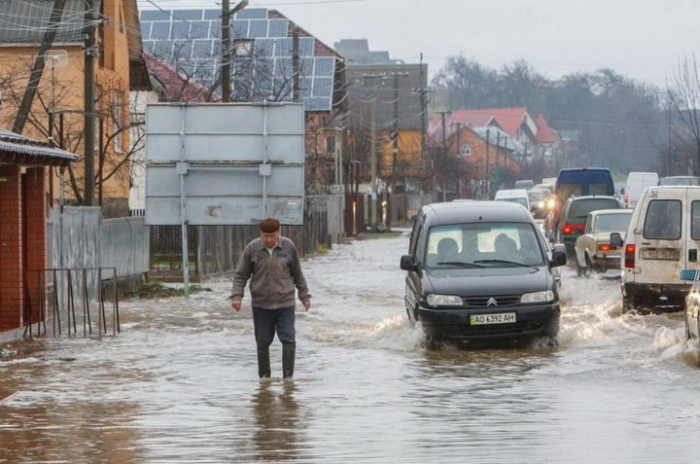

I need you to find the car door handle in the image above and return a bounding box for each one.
[690,249,698,262]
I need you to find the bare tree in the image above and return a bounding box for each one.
[0,58,144,210]
[666,55,700,174]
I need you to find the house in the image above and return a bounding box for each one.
[429,122,520,199]
[0,129,77,341]
[137,7,348,198]
[434,108,562,166]
[334,39,429,194]
[0,0,149,217]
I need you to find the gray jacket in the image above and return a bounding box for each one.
[231,236,311,309]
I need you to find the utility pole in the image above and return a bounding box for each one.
[292,26,300,102]
[83,0,98,206]
[221,0,248,102]
[485,128,490,199]
[436,110,452,202]
[415,54,430,192]
[362,73,385,228]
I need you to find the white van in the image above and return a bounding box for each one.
[614,185,700,312]
[623,172,659,209]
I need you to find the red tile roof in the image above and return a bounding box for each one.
[447,108,528,137]
[535,114,557,143]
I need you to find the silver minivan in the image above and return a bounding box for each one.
[614,185,700,312]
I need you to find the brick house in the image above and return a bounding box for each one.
[0,129,77,342]
[0,0,148,216]
[429,122,520,199]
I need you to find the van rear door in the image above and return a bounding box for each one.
[631,188,686,284]
[687,191,700,267]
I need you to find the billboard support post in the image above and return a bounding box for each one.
[144,103,306,296]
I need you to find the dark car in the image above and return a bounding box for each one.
[399,201,567,347]
[548,168,615,239]
[556,195,622,257]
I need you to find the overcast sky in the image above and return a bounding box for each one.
[138,0,699,88]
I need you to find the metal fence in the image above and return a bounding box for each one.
[148,196,330,280]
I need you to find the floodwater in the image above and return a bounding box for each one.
[2,230,700,463]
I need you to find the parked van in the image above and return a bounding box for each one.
[399,201,566,346]
[613,185,700,312]
[623,172,659,209]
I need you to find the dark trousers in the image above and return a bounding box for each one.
[252,306,296,349]
[252,306,296,378]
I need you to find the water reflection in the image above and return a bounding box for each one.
[251,381,302,462]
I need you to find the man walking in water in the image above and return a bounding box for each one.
[231,218,311,380]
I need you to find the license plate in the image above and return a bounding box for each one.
[640,248,680,260]
[470,312,517,325]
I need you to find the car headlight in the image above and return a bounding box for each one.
[520,291,555,303]
[426,294,463,307]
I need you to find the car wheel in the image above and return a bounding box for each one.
[622,295,636,313]
[423,335,439,350]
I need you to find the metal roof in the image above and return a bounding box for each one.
[0,128,78,165]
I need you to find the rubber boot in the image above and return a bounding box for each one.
[257,348,271,378]
[282,342,296,380]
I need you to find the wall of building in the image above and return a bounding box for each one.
[0,165,46,332]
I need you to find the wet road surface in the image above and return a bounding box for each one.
[2,230,700,463]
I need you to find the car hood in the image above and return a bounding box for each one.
[424,266,553,296]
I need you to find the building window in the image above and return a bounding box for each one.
[460,144,472,156]
[326,136,336,154]
[112,90,123,153]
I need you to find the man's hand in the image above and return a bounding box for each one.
[231,300,241,312]
[302,299,311,312]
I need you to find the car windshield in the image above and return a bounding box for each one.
[593,212,632,233]
[425,223,545,268]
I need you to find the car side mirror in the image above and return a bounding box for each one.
[400,254,419,272]
[550,250,567,267]
[610,232,623,247]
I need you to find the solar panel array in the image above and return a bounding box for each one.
[139,8,336,111]
[0,0,87,44]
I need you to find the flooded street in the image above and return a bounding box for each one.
[2,230,700,463]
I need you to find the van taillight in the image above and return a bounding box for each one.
[563,223,573,234]
[624,244,635,268]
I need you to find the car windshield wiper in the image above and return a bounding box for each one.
[436,261,485,268]
[474,259,534,268]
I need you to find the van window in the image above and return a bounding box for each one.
[692,201,700,240]
[643,200,681,240]
[589,183,612,195]
[409,218,422,254]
